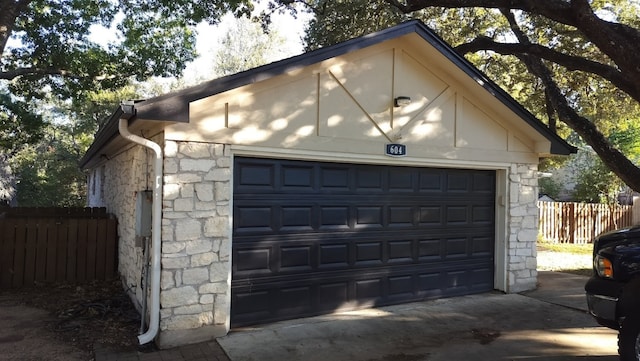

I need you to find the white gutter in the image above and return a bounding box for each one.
[118,116,162,345]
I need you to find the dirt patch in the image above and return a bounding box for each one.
[0,279,140,360]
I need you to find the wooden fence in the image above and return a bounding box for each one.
[0,207,118,288]
[538,201,633,244]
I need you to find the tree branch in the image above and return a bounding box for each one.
[498,8,640,192]
[454,37,638,101]
[0,0,31,61]
[0,66,72,80]
[386,0,640,101]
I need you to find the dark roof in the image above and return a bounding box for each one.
[80,20,576,168]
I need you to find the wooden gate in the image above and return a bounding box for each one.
[0,207,118,288]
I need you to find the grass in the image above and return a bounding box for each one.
[537,241,593,255]
[537,241,594,277]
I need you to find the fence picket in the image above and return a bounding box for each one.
[0,220,15,288]
[538,201,633,243]
[23,219,38,286]
[0,208,117,288]
[12,219,27,288]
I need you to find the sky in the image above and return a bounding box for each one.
[183,8,310,81]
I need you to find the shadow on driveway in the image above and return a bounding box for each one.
[218,272,618,361]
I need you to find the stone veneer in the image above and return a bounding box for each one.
[88,137,540,348]
[158,140,231,348]
[87,136,157,304]
[507,163,539,292]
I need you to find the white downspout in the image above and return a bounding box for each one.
[118,117,162,345]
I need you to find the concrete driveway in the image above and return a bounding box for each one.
[218,272,618,361]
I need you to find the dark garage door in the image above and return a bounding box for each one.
[231,157,495,327]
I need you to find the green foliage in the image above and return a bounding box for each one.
[303,0,408,51]
[5,86,138,206]
[214,17,288,76]
[538,177,562,200]
[573,123,640,203]
[1,0,254,151]
[11,135,87,207]
[0,93,45,154]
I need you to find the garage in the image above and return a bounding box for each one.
[80,20,577,347]
[231,157,495,326]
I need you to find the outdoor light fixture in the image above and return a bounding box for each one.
[394,96,412,107]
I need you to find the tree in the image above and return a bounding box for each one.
[287,0,640,193]
[213,16,290,76]
[8,86,139,206]
[0,0,254,153]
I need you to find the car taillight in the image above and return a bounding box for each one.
[595,255,614,278]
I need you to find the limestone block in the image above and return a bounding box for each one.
[191,252,216,267]
[509,183,520,203]
[216,205,230,217]
[165,141,178,157]
[162,255,190,269]
[165,173,202,184]
[510,205,528,217]
[518,229,538,243]
[200,294,214,305]
[164,211,188,219]
[214,182,230,201]
[180,184,194,198]
[186,239,212,255]
[212,144,225,156]
[160,286,198,308]
[162,313,213,330]
[161,270,175,290]
[164,158,178,174]
[521,215,536,229]
[213,295,229,324]
[209,262,229,283]
[161,225,175,242]
[515,247,532,257]
[180,143,211,159]
[525,257,537,269]
[519,186,537,203]
[204,168,230,182]
[195,201,216,211]
[199,282,228,294]
[195,183,214,202]
[216,157,231,168]
[181,159,214,173]
[164,184,181,200]
[183,267,209,285]
[174,198,193,212]
[162,241,185,254]
[174,304,204,315]
[175,219,202,241]
[204,217,228,238]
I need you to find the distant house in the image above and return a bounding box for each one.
[538,194,555,202]
[80,20,575,348]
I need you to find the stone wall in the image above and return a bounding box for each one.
[158,140,231,348]
[88,139,157,304]
[506,163,539,293]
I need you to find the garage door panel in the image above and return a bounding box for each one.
[232,157,495,327]
[355,206,384,228]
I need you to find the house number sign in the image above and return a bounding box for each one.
[385,143,407,157]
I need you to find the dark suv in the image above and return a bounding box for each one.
[585,225,640,361]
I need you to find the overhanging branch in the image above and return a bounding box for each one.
[0,66,71,81]
[454,37,638,101]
